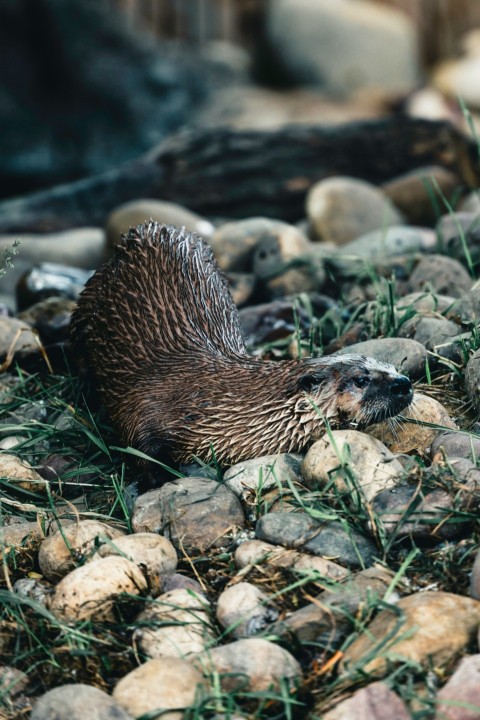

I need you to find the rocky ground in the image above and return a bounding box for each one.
[4,1,480,717]
[1,160,480,720]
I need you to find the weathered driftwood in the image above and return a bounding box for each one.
[0,118,478,233]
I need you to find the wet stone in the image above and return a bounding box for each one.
[31,683,133,720]
[306,176,404,246]
[16,262,93,311]
[131,477,246,552]
[336,337,427,379]
[216,582,279,638]
[256,512,377,569]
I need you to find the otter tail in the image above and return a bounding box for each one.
[70,222,247,365]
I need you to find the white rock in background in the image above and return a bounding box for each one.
[267,0,420,97]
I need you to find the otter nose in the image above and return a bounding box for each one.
[391,376,412,396]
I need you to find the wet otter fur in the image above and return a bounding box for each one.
[71,222,413,470]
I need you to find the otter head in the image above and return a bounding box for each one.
[297,354,413,429]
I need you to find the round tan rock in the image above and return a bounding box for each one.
[368,393,456,454]
[134,588,214,659]
[306,176,404,245]
[106,199,214,250]
[216,582,279,638]
[382,166,461,226]
[0,454,47,493]
[209,217,286,272]
[408,254,473,298]
[302,430,404,501]
[96,532,177,583]
[31,683,133,720]
[340,591,480,677]
[39,520,125,581]
[113,656,206,719]
[195,637,301,692]
[48,556,147,623]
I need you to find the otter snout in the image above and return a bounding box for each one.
[390,375,413,398]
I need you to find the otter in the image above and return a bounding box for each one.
[70,222,413,471]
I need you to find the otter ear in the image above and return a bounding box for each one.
[299,374,318,392]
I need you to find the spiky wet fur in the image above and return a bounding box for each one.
[71,222,413,467]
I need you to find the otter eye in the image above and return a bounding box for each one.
[353,376,369,388]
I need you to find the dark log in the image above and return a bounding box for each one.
[0,117,478,233]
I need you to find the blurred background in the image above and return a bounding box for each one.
[3,0,480,200]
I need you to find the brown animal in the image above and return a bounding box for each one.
[71,222,413,472]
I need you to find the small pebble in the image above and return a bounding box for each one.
[0,317,40,365]
[216,582,279,638]
[382,165,460,226]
